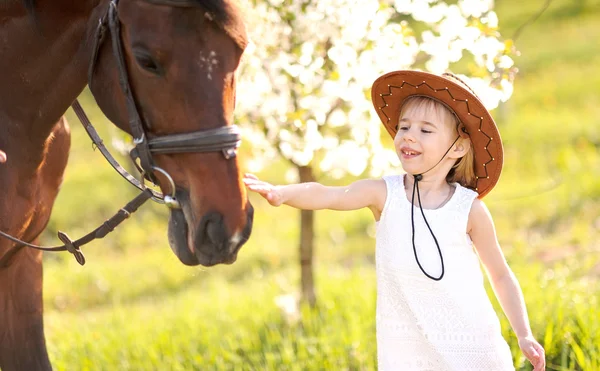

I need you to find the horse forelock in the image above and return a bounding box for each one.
[9,0,248,50]
[142,0,248,50]
[195,0,248,51]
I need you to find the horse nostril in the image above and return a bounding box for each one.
[203,213,226,247]
[206,221,219,245]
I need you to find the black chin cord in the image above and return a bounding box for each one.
[408,135,461,281]
[411,174,444,281]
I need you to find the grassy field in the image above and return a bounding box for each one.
[42,0,599,370]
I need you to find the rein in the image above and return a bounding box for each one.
[0,0,241,267]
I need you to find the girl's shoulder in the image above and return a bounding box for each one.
[371,177,388,207]
[447,182,480,217]
[454,182,479,200]
[381,173,405,189]
[466,196,494,233]
[375,174,405,221]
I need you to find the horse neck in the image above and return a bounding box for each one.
[0,0,104,155]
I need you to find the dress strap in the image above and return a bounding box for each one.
[450,184,479,230]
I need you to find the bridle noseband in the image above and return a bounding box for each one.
[0,0,243,266]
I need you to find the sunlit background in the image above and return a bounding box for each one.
[42,0,599,369]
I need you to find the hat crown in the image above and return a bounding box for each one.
[440,73,481,101]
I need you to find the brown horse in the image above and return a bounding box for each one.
[0,0,253,369]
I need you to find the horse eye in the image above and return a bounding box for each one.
[133,49,162,75]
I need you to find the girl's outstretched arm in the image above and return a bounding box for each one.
[243,174,386,218]
[468,199,546,371]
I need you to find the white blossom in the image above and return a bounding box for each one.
[498,54,515,69]
[481,11,499,28]
[458,0,494,18]
[236,0,516,175]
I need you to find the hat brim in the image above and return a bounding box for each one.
[371,70,503,198]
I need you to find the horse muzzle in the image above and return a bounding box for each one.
[167,190,253,266]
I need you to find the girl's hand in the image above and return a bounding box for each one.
[518,335,545,371]
[243,174,284,207]
[0,150,6,163]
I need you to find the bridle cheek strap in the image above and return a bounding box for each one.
[107,0,155,180]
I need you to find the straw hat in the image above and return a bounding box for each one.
[371,70,504,198]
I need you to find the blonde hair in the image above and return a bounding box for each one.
[400,96,477,190]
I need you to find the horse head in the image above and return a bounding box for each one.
[88,0,253,266]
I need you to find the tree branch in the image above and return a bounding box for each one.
[511,0,554,42]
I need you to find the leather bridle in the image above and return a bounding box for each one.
[0,0,242,266]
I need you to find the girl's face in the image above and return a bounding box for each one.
[393,99,458,176]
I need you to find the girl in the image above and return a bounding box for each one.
[244,70,545,371]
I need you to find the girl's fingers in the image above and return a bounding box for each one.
[242,175,281,205]
[242,178,267,187]
[243,179,261,188]
[243,178,276,194]
[533,344,546,370]
[529,347,539,358]
[246,184,271,194]
[519,338,545,371]
[526,345,545,371]
[245,184,278,202]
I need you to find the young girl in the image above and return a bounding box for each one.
[244,70,545,371]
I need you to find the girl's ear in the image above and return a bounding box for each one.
[450,138,471,159]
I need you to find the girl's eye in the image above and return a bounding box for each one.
[399,126,409,131]
[421,130,432,134]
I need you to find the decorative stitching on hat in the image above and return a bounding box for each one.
[377,81,495,188]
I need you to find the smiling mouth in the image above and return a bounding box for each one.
[401,149,421,157]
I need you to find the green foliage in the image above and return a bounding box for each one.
[42,0,599,369]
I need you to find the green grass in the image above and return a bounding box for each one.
[46,265,378,371]
[40,0,600,369]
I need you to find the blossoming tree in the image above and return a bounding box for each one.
[236,0,518,306]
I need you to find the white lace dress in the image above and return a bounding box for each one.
[375,174,515,371]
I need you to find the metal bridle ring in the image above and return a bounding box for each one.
[139,166,180,209]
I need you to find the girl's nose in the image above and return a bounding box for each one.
[402,129,417,143]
